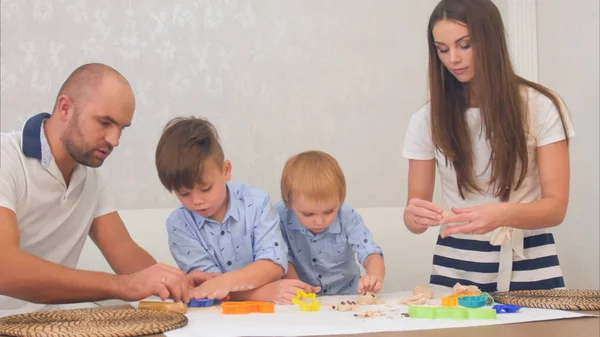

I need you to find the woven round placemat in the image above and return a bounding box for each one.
[491,289,600,311]
[0,308,188,337]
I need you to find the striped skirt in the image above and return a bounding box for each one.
[429,229,565,292]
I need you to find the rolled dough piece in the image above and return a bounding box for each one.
[331,301,358,312]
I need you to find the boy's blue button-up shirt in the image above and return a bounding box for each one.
[275,201,383,295]
[167,183,288,275]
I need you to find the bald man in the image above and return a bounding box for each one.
[0,63,209,314]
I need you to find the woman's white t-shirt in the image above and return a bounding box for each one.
[402,86,575,292]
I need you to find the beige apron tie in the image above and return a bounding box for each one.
[491,227,525,291]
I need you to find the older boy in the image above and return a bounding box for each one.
[155,116,288,300]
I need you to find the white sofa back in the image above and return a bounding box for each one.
[76,207,439,292]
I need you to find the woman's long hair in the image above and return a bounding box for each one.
[427,0,570,201]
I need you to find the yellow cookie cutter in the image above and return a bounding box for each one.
[292,289,320,312]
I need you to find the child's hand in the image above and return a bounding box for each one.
[189,277,230,300]
[358,275,383,293]
[271,279,321,304]
[184,270,218,288]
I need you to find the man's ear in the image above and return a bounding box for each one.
[54,95,75,121]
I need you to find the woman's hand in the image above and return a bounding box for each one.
[439,203,509,238]
[403,198,443,232]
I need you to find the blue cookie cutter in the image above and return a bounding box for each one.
[492,304,521,313]
[458,296,487,308]
[188,298,217,307]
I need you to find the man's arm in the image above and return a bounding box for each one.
[0,207,190,304]
[0,207,121,303]
[89,211,156,274]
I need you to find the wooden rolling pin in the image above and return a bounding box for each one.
[138,301,187,314]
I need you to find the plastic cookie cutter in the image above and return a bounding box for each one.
[408,306,497,320]
[292,289,320,312]
[492,304,521,313]
[481,292,495,305]
[221,301,275,314]
[188,298,218,308]
[458,296,487,308]
[441,293,478,307]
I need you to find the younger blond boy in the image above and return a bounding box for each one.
[275,150,385,299]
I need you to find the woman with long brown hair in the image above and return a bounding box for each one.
[402,0,575,293]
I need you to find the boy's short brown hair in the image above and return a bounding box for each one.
[155,116,224,192]
[280,150,346,207]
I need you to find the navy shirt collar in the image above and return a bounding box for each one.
[22,112,51,160]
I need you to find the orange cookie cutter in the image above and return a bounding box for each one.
[441,293,478,307]
[221,301,275,314]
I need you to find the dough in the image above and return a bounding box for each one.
[353,311,385,318]
[357,292,384,305]
[398,293,429,305]
[331,301,357,312]
[413,286,433,299]
[453,282,482,296]
[441,209,454,219]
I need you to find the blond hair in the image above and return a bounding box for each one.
[280,150,346,207]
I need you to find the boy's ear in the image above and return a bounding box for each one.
[223,160,232,181]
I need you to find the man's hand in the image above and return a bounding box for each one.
[116,263,189,303]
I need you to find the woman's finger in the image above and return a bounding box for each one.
[407,204,442,220]
[410,198,443,214]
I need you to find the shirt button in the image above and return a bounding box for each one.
[274,242,279,246]
[318,274,322,279]
[227,261,232,266]
[323,289,328,294]
[312,258,317,263]
[221,231,225,235]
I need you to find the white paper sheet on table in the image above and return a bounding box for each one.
[162,291,595,337]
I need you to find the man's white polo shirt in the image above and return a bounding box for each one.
[0,112,116,314]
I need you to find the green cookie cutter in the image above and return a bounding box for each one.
[408,306,497,320]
